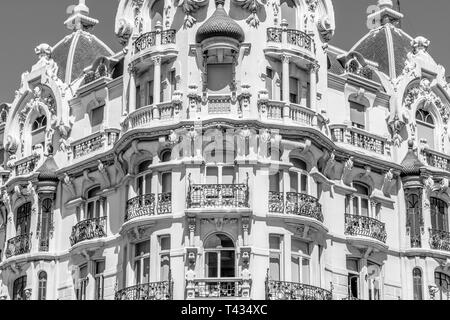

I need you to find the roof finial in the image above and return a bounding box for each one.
[215,0,225,8]
[367,0,403,29]
[64,0,99,32]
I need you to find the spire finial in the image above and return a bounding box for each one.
[64,0,99,32]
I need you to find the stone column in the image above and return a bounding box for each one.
[129,65,137,114]
[281,55,290,122]
[153,56,162,120]
[309,64,318,112]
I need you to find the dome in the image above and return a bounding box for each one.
[196,0,245,44]
[37,156,59,182]
[400,141,425,177]
[52,30,113,84]
[349,0,412,78]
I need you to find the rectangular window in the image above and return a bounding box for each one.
[347,259,359,299]
[291,238,310,285]
[206,167,219,184]
[136,85,141,109]
[350,101,365,129]
[301,82,310,108]
[266,68,273,99]
[289,77,299,104]
[170,70,177,95]
[269,235,282,281]
[147,81,154,106]
[160,236,171,281]
[290,172,298,193]
[134,241,150,285]
[161,172,172,193]
[77,264,88,301]
[269,173,280,192]
[95,260,105,300]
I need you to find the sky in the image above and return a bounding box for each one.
[0,0,449,102]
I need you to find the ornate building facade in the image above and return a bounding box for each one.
[0,0,449,300]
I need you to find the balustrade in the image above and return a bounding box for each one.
[330,125,388,156]
[187,184,249,209]
[71,130,119,160]
[115,281,172,300]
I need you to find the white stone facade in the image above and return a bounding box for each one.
[0,0,449,301]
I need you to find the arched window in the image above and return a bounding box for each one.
[38,271,47,300]
[136,160,153,197]
[434,271,450,300]
[406,193,422,248]
[86,186,103,220]
[150,0,164,29]
[351,183,370,217]
[289,158,309,194]
[32,115,47,150]
[416,109,435,149]
[430,197,448,232]
[280,0,297,29]
[204,234,235,278]
[13,276,27,300]
[160,149,172,163]
[413,268,423,300]
[16,202,31,235]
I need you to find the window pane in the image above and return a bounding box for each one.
[96,261,105,275]
[87,202,94,219]
[222,167,234,184]
[289,77,299,104]
[361,199,369,217]
[206,252,218,278]
[161,236,171,251]
[95,200,101,218]
[147,81,154,106]
[136,86,141,109]
[136,176,144,196]
[207,64,233,93]
[143,257,150,283]
[291,239,309,255]
[160,254,170,281]
[266,68,273,99]
[135,241,150,256]
[220,251,235,278]
[135,261,141,284]
[269,235,280,250]
[280,0,296,28]
[145,174,152,194]
[353,197,359,215]
[162,172,172,193]
[300,174,308,193]
[269,173,280,192]
[291,256,300,283]
[206,167,219,184]
[346,259,359,273]
[290,172,298,193]
[413,268,423,300]
[417,122,435,149]
[269,253,280,281]
[91,106,104,127]
[302,259,310,284]
[350,102,365,129]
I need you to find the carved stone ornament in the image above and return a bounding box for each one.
[232,0,266,27]
[200,218,238,231]
[411,36,430,55]
[342,157,354,186]
[178,0,209,29]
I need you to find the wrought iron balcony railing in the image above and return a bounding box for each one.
[266,27,316,53]
[125,194,156,222]
[134,29,176,54]
[158,192,172,214]
[429,228,450,252]
[190,279,245,299]
[345,214,387,243]
[70,217,107,246]
[269,191,284,213]
[187,184,249,209]
[5,233,32,258]
[115,281,173,300]
[266,280,332,300]
[285,192,324,222]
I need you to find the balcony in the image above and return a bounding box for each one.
[115,281,172,300]
[265,27,316,67]
[423,148,450,172]
[188,279,246,299]
[187,184,249,210]
[69,129,120,161]
[158,193,172,215]
[13,154,40,177]
[122,103,180,131]
[5,233,32,259]
[429,229,450,252]
[131,28,178,68]
[125,194,156,222]
[330,125,390,157]
[69,216,107,247]
[269,191,324,225]
[257,100,321,128]
[345,214,387,243]
[266,280,332,300]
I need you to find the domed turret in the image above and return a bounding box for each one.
[196,0,245,44]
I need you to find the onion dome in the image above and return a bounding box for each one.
[196,0,245,44]
[400,140,425,177]
[349,0,412,78]
[51,0,114,83]
[36,156,59,182]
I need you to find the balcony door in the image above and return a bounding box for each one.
[351,183,370,217]
[347,259,360,299]
[289,158,309,194]
[430,197,449,232]
[16,203,31,235]
[86,186,102,220]
[13,276,27,300]
[204,234,236,278]
[367,262,381,300]
[136,160,152,197]
[134,240,150,285]
[434,271,450,300]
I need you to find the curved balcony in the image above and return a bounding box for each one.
[125,194,156,222]
[13,155,40,177]
[115,281,172,300]
[345,214,387,245]
[265,27,316,67]
[286,192,323,222]
[69,129,120,161]
[5,233,32,259]
[330,125,390,157]
[429,229,450,252]
[131,29,178,68]
[188,278,246,299]
[423,148,450,172]
[266,280,332,300]
[158,192,172,215]
[69,217,107,247]
[187,184,249,210]
[122,102,180,131]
